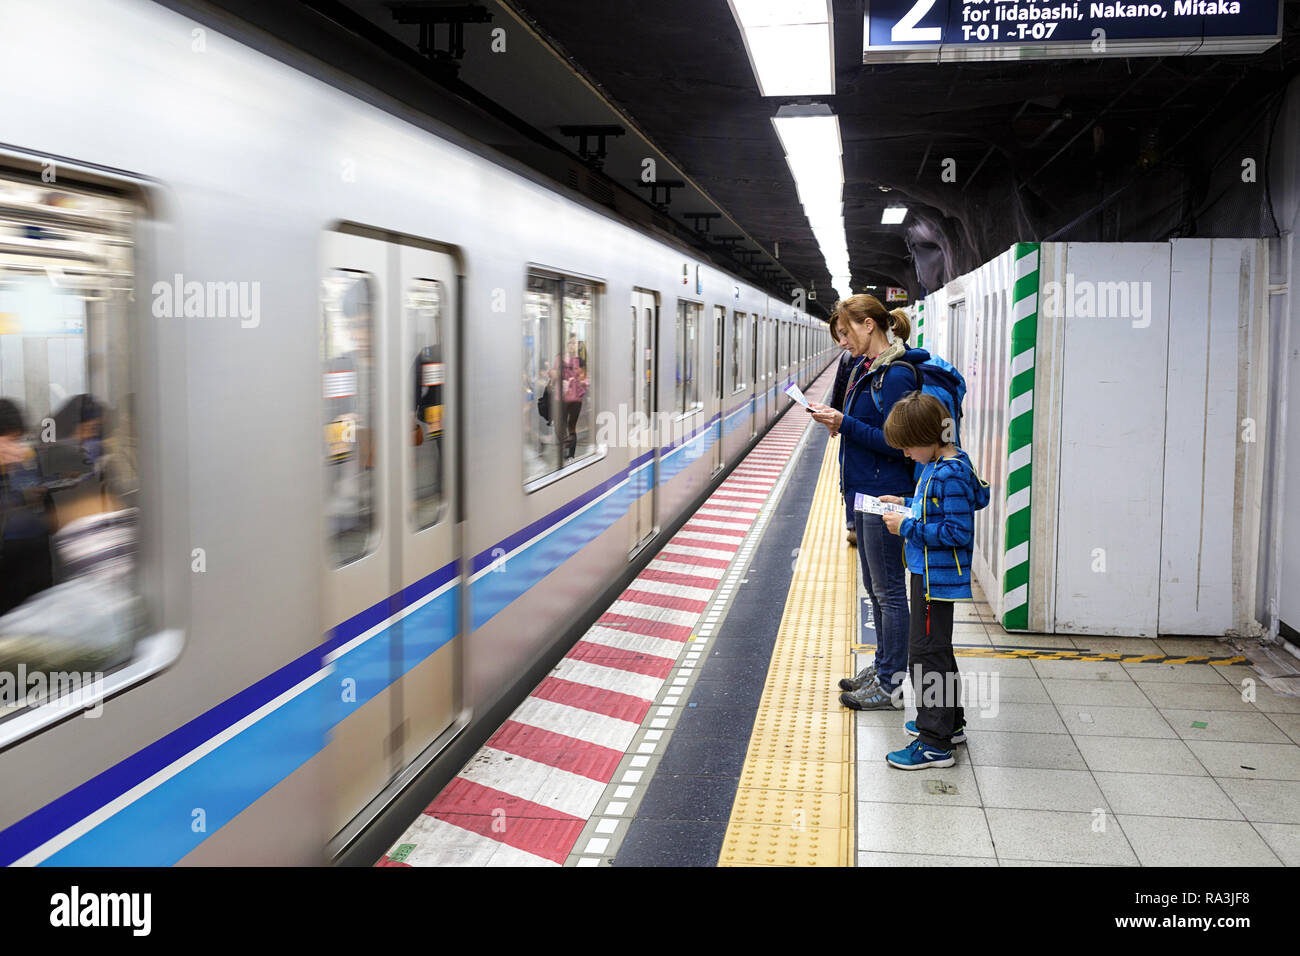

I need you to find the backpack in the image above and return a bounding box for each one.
[870,355,967,447]
[536,383,553,425]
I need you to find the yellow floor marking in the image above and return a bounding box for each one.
[852,644,1247,665]
[719,436,857,867]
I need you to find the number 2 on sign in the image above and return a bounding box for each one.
[892,0,941,42]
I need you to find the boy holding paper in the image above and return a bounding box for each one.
[878,393,990,769]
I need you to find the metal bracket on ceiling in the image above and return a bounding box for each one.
[684,211,721,233]
[558,125,625,170]
[713,234,744,250]
[636,179,685,211]
[387,2,493,75]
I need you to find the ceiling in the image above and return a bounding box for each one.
[504,0,1300,295]
[186,0,1300,310]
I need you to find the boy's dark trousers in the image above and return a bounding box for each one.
[908,573,964,750]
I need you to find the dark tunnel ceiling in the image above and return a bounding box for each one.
[197,0,1300,306]
[503,0,1300,297]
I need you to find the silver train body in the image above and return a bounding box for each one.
[0,0,833,864]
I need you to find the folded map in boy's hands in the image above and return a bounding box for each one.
[855,492,910,517]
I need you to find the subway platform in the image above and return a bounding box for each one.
[379,368,1300,868]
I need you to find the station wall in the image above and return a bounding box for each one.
[1262,78,1300,645]
[920,238,1271,638]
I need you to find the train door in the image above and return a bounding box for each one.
[395,243,458,770]
[713,305,725,474]
[750,314,759,439]
[322,229,460,838]
[630,288,658,554]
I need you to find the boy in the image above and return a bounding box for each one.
[878,393,990,769]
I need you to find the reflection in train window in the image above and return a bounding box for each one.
[0,170,143,713]
[675,300,701,416]
[407,278,444,531]
[322,270,376,567]
[524,271,600,483]
[731,311,745,393]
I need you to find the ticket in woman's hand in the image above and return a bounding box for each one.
[783,383,810,408]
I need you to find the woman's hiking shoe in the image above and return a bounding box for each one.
[839,680,901,711]
[838,663,877,692]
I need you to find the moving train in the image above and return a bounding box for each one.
[0,0,833,864]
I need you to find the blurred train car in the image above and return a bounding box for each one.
[0,0,833,864]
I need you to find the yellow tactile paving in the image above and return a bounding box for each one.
[719,435,858,867]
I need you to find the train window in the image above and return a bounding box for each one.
[407,278,444,530]
[0,171,144,712]
[675,300,701,416]
[731,311,744,392]
[524,270,599,483]
[713,305,726,403]
[322,270,377,567]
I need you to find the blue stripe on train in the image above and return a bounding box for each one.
[2,381,790,864]
[0,566,460,867]
[468,411,727,631]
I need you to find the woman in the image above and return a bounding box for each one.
[559,336,588,461]
[810,295,932,710]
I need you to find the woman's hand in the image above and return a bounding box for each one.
[878,495,903,505]
[808,403,843,434]
[882,511,904,535]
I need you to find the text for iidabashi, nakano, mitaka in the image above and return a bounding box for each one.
[955,0,1246,43]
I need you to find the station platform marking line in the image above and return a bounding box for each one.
[378,364,839,867]
[563,380,836,865]
[851,644,1248,665]
[718,435,858,868]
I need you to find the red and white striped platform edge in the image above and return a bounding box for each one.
[379,365,838,866]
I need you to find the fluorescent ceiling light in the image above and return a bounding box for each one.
[772,104,851,304]
[729,1,834,96]
[882,206,908,224]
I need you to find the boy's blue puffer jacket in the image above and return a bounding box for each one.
[839,345,932,497]
[899,449,991,601]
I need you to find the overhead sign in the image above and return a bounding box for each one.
[864,0,1281,63]
[886,286,908,302]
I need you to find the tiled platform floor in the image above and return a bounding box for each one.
[854,584,1300,866]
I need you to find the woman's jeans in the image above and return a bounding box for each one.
[854,509,910,693]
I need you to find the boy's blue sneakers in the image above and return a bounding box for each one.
[905,720,966,745]
[886,739,955,770]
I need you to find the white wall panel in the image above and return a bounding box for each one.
[1157,240,1243,634]
[1053,243,1171,636]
